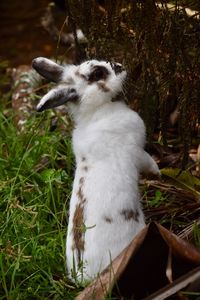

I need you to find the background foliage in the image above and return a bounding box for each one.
[66,0,200,165]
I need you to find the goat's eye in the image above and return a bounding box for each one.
[93,68,104,80]
[89,66,109,82]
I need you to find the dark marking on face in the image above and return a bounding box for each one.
[104,216,113,223]
[120,209,139,222]
[82,157,86,162]
[88,65,109,82]
[97,82,110,93]
[110,62,124,75]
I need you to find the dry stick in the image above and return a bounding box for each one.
[64,0,82,63]
[55,16,69,62]
[143,266,200,300]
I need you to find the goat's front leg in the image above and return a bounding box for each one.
[140,150,160,177]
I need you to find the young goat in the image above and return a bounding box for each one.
[32,57,160,282]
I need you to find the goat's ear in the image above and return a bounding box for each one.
[32,57,64,83]
[36,87,78,112]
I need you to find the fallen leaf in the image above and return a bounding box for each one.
[75,222,200,300]
[144,266,200,300]
[161,168,200,197]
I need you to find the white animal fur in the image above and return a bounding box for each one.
[32,57,160,283]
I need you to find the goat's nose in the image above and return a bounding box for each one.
[111,62,125,75]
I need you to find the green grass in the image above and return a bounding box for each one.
[0,101,199,299]
[0,108,82,299]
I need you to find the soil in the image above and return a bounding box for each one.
[0,0,67,67]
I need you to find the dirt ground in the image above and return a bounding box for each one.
[0,0,66,67]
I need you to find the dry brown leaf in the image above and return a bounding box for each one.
[144,266,200,300]
[75,222,200,300]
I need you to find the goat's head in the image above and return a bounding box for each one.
[32,57,126,118]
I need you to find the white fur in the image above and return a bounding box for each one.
[34,58,160,283]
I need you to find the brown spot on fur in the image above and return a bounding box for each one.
[79,177,85,185]
[72,177,87,263]
[104,216,113,223]
[72,203,85,262]
[97,82,110,92]
[120,209,139,222]
[82,166,88,172]
[76,185,86,203]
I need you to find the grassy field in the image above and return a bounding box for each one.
[0,78,199,299]
[0,105,84,299]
